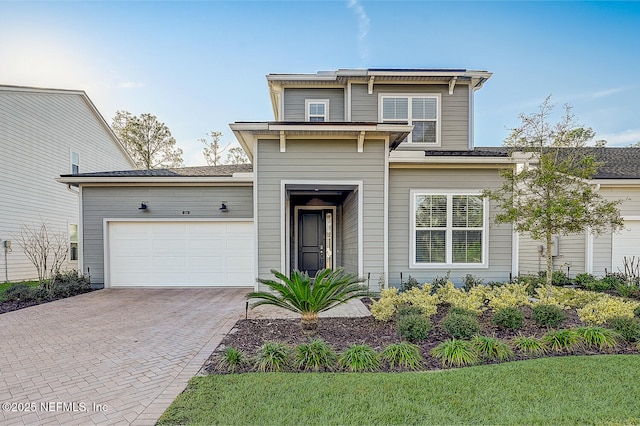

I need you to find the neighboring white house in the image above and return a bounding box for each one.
[0,85,136,282]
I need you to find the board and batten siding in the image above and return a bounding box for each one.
[350,83,470,151]
[81,185,253,286]
[388,167,512,287]
[256,138,386,287]
[0,88,134,281]
[283,88,345,122]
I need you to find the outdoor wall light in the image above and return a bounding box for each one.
[219,202,228,212]
[139,202,148,211]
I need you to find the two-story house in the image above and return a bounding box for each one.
[60,68,519,290]
[1,85,136,282]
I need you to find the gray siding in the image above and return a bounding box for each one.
[518,233,586,277]
[82,185,253,285]
[351,83,470,151]
[283,88,345,122]
[341,189,358,275]
[388,167,512,287]
[256,138,386,287]
[0,88,134,281]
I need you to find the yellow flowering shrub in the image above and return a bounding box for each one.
[576,296,640,325]
[534,286,605,310]
[397,285,439,317]
[534,286,570,310]
[436,282,487,314]
[486,284,531,311]
[370,288,398,321]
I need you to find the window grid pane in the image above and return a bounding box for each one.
[416,230,446,263]
[382,98,408,120]
[452,230,483,263]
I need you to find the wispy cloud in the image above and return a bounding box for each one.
[348,0,370,64]
[598,129,640,147]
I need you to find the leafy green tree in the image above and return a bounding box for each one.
[112,110,183,169]
[247,268,369,330]
[484,96,623,285]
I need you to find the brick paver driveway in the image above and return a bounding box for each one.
[0,288,247,425]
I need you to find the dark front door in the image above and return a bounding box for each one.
[298,210,325,277]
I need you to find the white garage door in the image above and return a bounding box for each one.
[612,220,640,273]
[107,221,254,287]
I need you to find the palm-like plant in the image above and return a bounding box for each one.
[247,268,369,330]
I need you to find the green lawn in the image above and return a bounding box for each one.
[0,280,39,299]
[158,355,640,425]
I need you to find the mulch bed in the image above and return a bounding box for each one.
[202,301,640,374]
[0,299,53,314]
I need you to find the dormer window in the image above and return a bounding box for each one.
[380,94,440,145]
[305,99,329,122]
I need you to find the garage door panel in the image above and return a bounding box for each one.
[613,221,640,273]
[108,221,253,287]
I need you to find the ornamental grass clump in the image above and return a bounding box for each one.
[248,268,369,330]
[542,329,583,352]
[575,326,620,350]
[512,334,548,355]
[293,339,337,372]
[254,341,291,372]
[216,347,248,373]
[471,335,514,362]
[431,339,479,367]
[380,342,423,370]
[339,344,379,372]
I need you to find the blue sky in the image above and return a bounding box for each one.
[1,1,639,166]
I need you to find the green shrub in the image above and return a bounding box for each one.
[443,312,481,340]
[607,317,640,343]
[431,271,451,290]
[492,307,525,330]
[575,273,596,286]
[380,342,423,370]
[634,305,640,318]
[584,278,615,293]
[575,327,620,350]
[471,335,513,361]
[462,274,484,291]
[614,282,640,299]
[397,314,432,342]
[3,283,36,302]
[338,344,379,372]
[431,339,479,367]
[52,270,92,295]
[401,275,420,293]
[217,347,248,373]
[293,339,337,372]
[542,329,583,352]
[448,307,478,317]
[254,341,290,372]
[396,305,423,317]
[552,270,571,286]
[532,304,567,328]
[512,334,548,355]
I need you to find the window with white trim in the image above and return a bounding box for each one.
[380,94,440,144]
[305,99,329,122]
[71,151,80,174]
[69,224,78,261]
[412,192,486,267]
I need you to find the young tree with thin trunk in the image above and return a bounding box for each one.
[200,131,228,166]
[112,111,183,169]
[14,221,68,289]
[484,96,624,285]
[225,146,249,165]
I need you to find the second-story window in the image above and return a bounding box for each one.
[71,151,80,174]
[380,94,440,144]
[306,99,329,122]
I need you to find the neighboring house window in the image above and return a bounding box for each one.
[71,151,80,174]
[380,94,440,144]
[411,192,487,267]
[69,224,78,261]
[305,100,329,122]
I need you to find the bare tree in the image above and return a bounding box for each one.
[226,146,249,165]
[201,131,229,166]
[14,221,68,289]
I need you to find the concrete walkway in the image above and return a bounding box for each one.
[0,288,247,425]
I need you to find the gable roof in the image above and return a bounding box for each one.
[0,84,137,168]
[61,164,252,178]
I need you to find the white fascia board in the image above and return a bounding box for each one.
[590,179,640,186]
[267,72,338,81]
[388,154,514,165]
[56,176,254,186]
